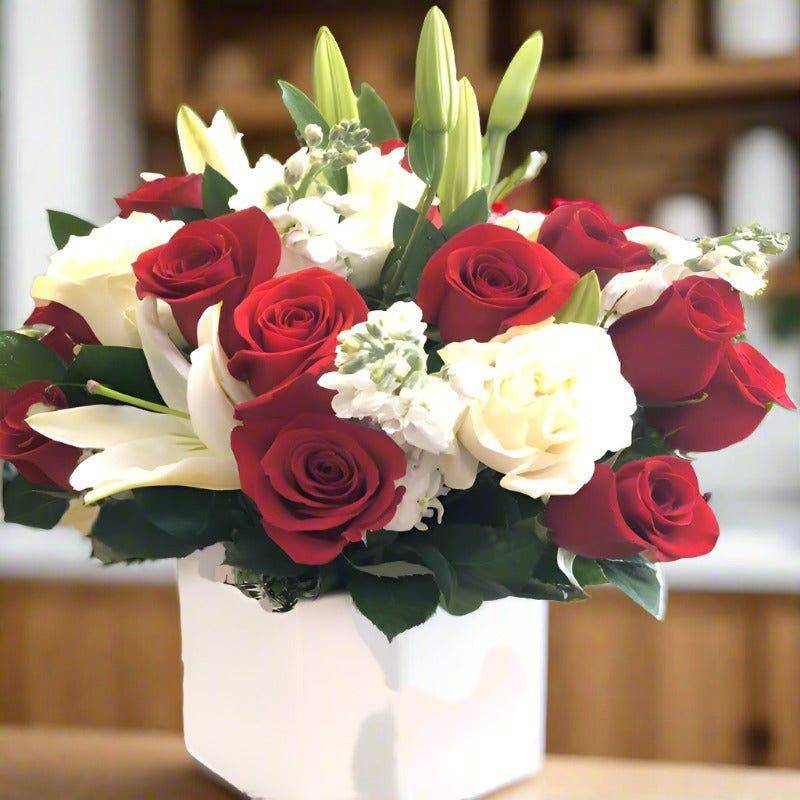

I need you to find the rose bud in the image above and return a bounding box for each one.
[610,275,744,403]
[544,457,719,562]
[417,223,579,343]
[233,376,406,565]
[537,200,654,287]
[116,174,203,221]
[646,341,796,452]
[24,302,99,362]
[0,381,81,490]
[227,268,368,398]
[133,207,280,349]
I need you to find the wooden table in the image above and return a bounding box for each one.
[2,726,800,799]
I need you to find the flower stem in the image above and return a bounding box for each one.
[86,380,190,419]
[383,180,438,303]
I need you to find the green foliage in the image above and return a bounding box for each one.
[441,188,489,239]
[600,556,666,620]
[357,83,400,144]
[223,522,308,578]
[391,203,445,297]
[202,165,237,219]
[407,121,445,186]
[47,210,96,249]
[555,271,601,325]
[0,331,64,390]
[90,499,203,564]
[2,466,70,530]
[61,345,163,406]
[132,486,238,541]
[170,206,205,223]
[277,80,330,139]
[347,566,439,641]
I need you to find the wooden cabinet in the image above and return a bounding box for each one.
[1,579,799,767]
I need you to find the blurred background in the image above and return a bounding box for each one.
[1,0,799,769]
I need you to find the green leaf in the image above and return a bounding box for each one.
[171,206,205,223]
[132,486,234,544]
[426,523,545,586]
[90,500,199,564]
[391,539,458,604]
[61,345,162,406]
[347,567,439,641]
[392,203,445,297]
[407,121,442,185]
[600,556,666,619]
[357,83,400,144]
[0,331,65,390]
[2,468,70,530]
[441,188,489,239]
[556,548,607,590]
[277,80,330,139]
[511,579,585,602]
[555,271,601,325]
[202,165,237,219]
[47,210,96,249]
[351,560,433,579]
[223,524,306,578]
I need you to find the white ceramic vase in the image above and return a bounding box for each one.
[178,544,549,800]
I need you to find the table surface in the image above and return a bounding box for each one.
[2,726,800,800]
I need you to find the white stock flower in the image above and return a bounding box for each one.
[385,450,448,532]
[26,299,249,503]
[440,320,636,499]
[228,153,285,211]
[30,213,182,346]
[318,301,476,489]
[268,196,349,279]
[625,225,702,264]
[492,209,546,240]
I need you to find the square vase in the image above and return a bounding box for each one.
[178,544,548,800]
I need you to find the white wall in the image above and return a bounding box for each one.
[0,0,141,327]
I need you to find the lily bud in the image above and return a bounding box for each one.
[439,78,482,220]
[487,31,543,136]
[414,7,458,134]
[312,27,359,125]
[176,105,249,183]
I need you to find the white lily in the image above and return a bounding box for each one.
[26,298,251,503]
[177,106,250,185]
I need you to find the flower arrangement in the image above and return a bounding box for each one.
[1,8,793,641]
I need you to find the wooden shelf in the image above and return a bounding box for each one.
[146,55,800,131]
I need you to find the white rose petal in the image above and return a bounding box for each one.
[31,212,182,346]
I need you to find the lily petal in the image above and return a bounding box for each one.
[27,406,192,449]
[72,435,240,502]
[136,297,190,412]
[187,346,238,455]
[196,305,253,405]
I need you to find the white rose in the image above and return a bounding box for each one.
[440,319,636,498]
[30,212,182,346]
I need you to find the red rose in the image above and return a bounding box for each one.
[232,377,406,564]
[116,174,203,221]
[537,200,654,287]
[379,138,411,172]
[133,207,280,348]
[610,276,744,403]
[24,303,99,362]
[544,457,719,562]
[646,341,796,452]
[417,223,579,343]
[0,381,81,490]
[226,268,368,398]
